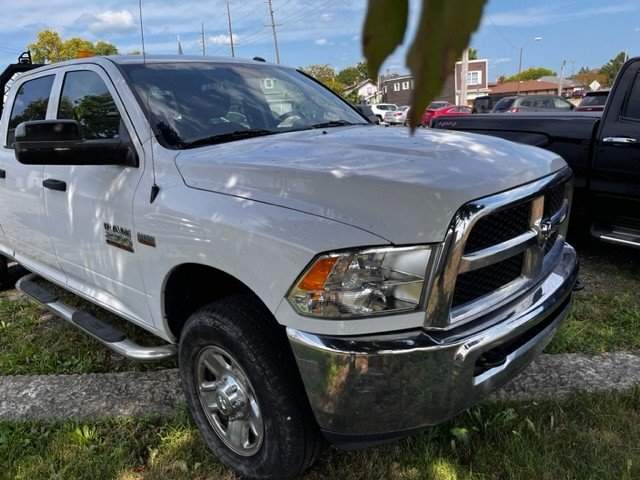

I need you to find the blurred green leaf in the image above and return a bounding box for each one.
[363,0,487,130]
[406,0,486,128]
[362,0,408,80]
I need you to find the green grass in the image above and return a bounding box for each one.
[1,389,638,480]
[546,230,640,354]
[0,265,176,376]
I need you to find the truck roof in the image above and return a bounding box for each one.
[18,54,289,76]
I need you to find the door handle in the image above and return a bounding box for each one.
[43,178,67,192]
[602,136,637,145]
[0,169,5,179]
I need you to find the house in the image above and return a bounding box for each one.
[343,78,378,103]
[455,59,489,105]
[379,74,418,106]
[488,80,573,96]
[378,58,490,107]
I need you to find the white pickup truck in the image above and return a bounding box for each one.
[0,54,579,480]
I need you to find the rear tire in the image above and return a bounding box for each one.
[179,294,324,480]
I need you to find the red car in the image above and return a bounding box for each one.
[574,91,609,112]
[422,105,471,126]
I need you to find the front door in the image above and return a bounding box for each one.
[593,59,640,228]
[43,65,152,325]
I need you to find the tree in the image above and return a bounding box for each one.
[363,0,486,128]
[300,63,347,95]
[28,30,118,63]
[572,68,607,89]
[502,67,557,83]
[458,48,478,61]
[600,51,626,86]
[336,66,362,87]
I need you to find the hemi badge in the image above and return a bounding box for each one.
[137,233,156,248]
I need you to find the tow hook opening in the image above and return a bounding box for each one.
[573,279,585,291]
[474,350,507,376]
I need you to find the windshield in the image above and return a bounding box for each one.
[579,93,608,106]
[492,97,516,112]
[121,62,368,149]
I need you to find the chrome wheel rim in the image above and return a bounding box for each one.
[195,345,264,456]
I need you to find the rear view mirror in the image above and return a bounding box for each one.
[14,119,138,167]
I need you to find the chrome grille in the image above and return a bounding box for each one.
[425,169,573,329]
[464,202,530,253]
[451,253,524,308]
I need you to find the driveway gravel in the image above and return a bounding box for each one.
[1,352,638,422]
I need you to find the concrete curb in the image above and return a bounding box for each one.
[1,352,639,422]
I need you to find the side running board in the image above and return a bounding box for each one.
[16,273,177,361]
[591,224,640,249]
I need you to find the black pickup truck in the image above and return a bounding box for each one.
[432,57,640,249]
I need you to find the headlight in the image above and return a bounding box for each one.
[287,246,433,318]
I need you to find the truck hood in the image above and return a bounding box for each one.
[174,126,566,244]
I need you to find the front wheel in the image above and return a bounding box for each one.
[179,295,324,480]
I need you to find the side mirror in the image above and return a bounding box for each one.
[14,120,138,167]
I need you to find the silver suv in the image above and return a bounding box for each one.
[492,94,575,113]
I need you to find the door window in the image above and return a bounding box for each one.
[6,75,55,146]
[58,71,121,140]
[623,72,640,120]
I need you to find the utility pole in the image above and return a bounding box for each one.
[459,48,469,106]
[227,2,235,57]
[516,36,541,95]
[201,22,206,56]
[558,60,566,96]
[266,0,280,63]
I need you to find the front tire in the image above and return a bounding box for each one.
[179,294,324,480]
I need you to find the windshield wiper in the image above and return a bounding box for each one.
[309,120,362,129]
[182,129,274,148]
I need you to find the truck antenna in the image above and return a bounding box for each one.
[138,0,160,203]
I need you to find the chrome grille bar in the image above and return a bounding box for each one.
[424,168,573,330]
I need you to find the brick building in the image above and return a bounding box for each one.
[379,59,489,107]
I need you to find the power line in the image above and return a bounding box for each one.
[486,15,519,51]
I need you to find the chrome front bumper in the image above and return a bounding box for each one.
[287,244,578,448]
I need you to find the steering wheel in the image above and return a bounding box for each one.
[275,110,306,128]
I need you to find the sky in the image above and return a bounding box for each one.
[0,0,637,82]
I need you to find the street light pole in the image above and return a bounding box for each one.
[516,36,542,95]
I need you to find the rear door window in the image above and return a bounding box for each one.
[6,75,55,146]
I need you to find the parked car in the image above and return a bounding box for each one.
[426,101,453,111]
[354,104,381,124]
[383,105,411,125]
[369,103,398,121]
[422,104,470,126]
[574,90,610,112]
[472,96,494,113]
[491,95,574,113]
[572,89,586,98]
